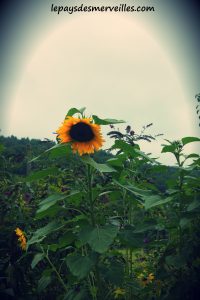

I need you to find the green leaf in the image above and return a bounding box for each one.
[0,144,4,154]
[64,289,88,300]
[126,183,153,197]
[103,262,124,285]
[79,225,118,253]
[144,195,173,210]
[134,221,157,233]
[46,143,72,159]
[38,193,65,207]
[36,203,59,217]
[58,232,76,248]
[165,255,185,268]
[67,215,88,225]
[26,167,59,182]
[111,141,157,163]
[111,140,140,156]
[35,204,61,220]
[185,153,199,160]
[82,156,116,173]
[119,229,144,248]
[36,196,62,215]
[28,221,63,246]
[66,107,86,117]
[78,225,93,245]
[161,144,176,153]
[66,254,94,279]
[36,191,79,215]
[31,253,45,269]
[65,191,83,205]
[134,149,159,164]
[89,226,118,253]
[107,155,126,167]
[38,274,52,293]
[187,200,200,211]
[92,115,125,125]
[113,180,150,202]
[180,218,191,228]
[30,143,72,162]
[181,136,200,146]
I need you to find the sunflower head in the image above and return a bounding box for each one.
[56,116,104,156]
[15,227,23,237]
[15,227,27,251]
[147,273,155,282]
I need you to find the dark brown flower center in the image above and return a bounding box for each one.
[69,122,94,142]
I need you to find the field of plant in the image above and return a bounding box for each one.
[0,102,200,300]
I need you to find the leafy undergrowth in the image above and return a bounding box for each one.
[0,108,200,300]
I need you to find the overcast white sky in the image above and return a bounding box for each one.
[0,0,199,165]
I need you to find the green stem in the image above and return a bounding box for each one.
[87,165,95,226]
[125,248,129,281]
[63,206,87,216]
[40,245,68,292]
[87,273,97,300]
[175,153,184,253]
[83,246,97,300]
[87,164,103,299]
[46,254,68,292]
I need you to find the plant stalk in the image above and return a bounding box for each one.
[40,245,68,293]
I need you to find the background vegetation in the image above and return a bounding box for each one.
[0,102,200,300]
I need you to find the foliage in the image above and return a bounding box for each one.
[195,93,200,126]
[0,107,200,300]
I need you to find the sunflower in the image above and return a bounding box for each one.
[56,116,104,156]
[15,227,27,251]
[147,273,155,282]
[138,272,155,287]
[15,227,23,237]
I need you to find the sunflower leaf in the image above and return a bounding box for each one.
[110,140,140,155]
[79,225,118,253]
[46,143,72,158]
[25,167,59,182]
[66,107,86,117]
[31,253,45,269]
[181,136,200,146]
[27,221,63,246]
[144,195,173,210]
[92,115,125,125]
[37,274,52,293]
[82,156,116,173]
[66,254,94,279]
[161,144,177,153]
[134,149,159,164]
[30,143,72,162]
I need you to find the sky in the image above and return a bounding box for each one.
[0,0,200,165]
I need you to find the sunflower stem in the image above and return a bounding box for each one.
[40,245,68,293]
[87,164,95,226]
[87,163,103,299]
